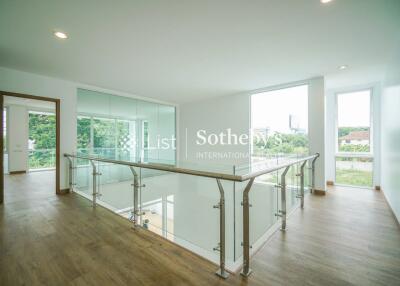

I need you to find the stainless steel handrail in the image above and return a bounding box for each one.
[64,153,318,182]
[65,152,319,279]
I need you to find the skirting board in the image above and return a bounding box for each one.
[58,188,70,195]
[380,188,400,228]
[313,189,326,196]
[9,170,27,175]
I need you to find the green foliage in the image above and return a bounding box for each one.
[77,117,134,160]
[29,113,56,149]
[28,113,56,169]
[339,144,369,153]
[253,132,309,155]
[338,127,370,152]
[77,117,91,149]
[336,169,372,187]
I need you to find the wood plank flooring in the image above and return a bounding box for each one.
[1,172,400,285]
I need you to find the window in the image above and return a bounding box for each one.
[142,121,149,162]
[93,117,116,158]
[251,85,309,185]
[76,89,176,164]
[251,85,309,159]
[335,89,373,187]
[77,116,91,152]
[3,108,7,153]
[337,90,371,153]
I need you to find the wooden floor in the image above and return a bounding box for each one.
[1,172,400,286]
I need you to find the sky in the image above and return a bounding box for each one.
[251,86,371,134]
[337,90,371,127]
[251,85,308,133]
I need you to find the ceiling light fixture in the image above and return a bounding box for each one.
[54,31,68,39]
[321,0,333,4]
[338,65,348,70]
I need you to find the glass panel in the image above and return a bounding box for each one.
[335,156,373,187]
[93,117,116,158]
[139,168,235,266]
[75,158,92,198]
[97,163,134,211]
[3,108,8,174]
[77,116,91,153]
[158,105,176,163]
[76,88,176,163]
[116,119,136,161]
[137,100,159,162]
[337,90,371,153]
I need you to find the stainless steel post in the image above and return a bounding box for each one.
[280,166,291,231]
[240,178,255,277]
[89,160,97,208]
[311,154,319,193]
[214,179,229,279]
[129,166,139,227]
[299,161,307,208]
[66,156,74,192]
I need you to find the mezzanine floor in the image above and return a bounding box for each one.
[1,172,400,285]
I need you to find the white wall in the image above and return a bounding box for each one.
[0,67,76,189]
[308,77,326,191]
[381,58,400,222]
[178,92,249,167]
[179,77,326,191]
[7,105,29,172]
[0,67,175,190]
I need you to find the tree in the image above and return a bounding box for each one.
[28,113,56,168]
[253,132,309,155]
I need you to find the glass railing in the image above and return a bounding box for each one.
[65,152,319,279]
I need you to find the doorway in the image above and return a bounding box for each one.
[0,91,61,204]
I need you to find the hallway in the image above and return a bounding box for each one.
[1,174,400,285]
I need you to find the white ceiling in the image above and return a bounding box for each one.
[0,0,399,103]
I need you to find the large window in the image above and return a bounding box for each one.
[251,85,309,159]
[77,116,137,161]
[76,89,176,164]
[335,89,373,187]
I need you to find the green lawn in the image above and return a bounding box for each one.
[336,169,372,187]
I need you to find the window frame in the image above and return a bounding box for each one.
[335,88,374,156]
[334,88,374,188]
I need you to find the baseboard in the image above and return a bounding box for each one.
[58,188,70,195]
[326,180,334,186]
[9,170,27,175]
[380,188,400,228]
[313,189,326,196]
[375,185,381,191]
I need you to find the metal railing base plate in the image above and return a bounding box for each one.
[215,269,229,279]
[240,269,253,277]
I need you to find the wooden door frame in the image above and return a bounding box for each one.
[0,91,61,204]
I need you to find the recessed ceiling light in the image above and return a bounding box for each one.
[54,31,68,39]
[338,65,348,70]
[321,0,333,4]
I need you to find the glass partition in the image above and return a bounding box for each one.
[77,88,176,164]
